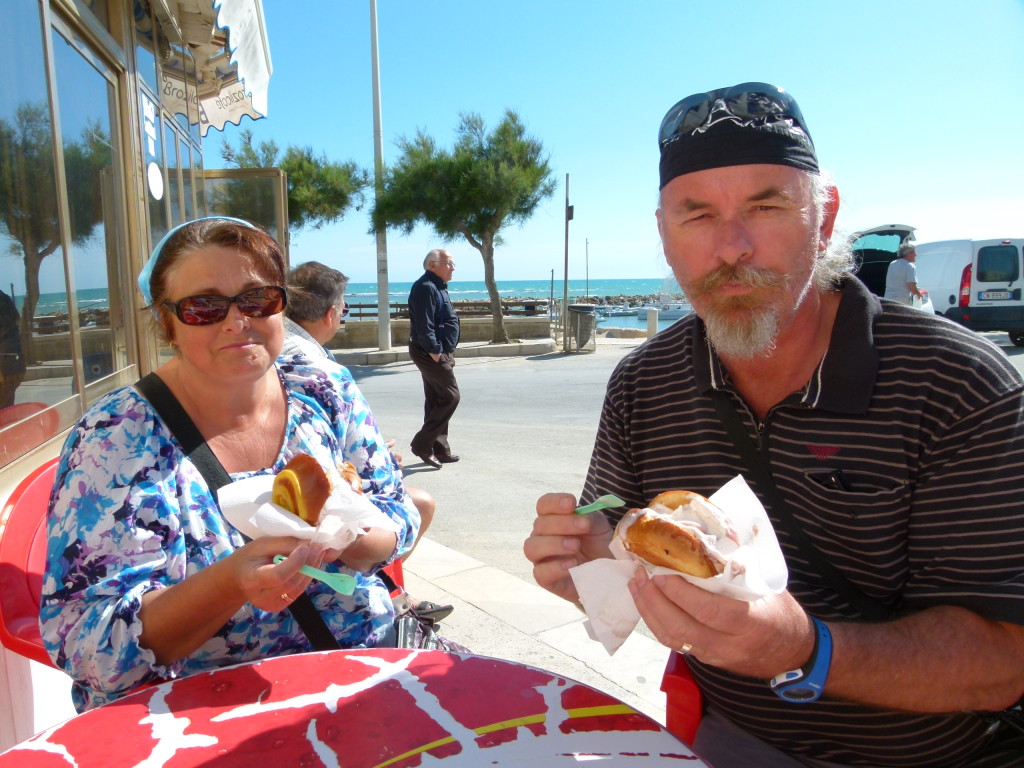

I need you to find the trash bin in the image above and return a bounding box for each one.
[566,304,597,351]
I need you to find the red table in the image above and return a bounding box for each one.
[0,649,708,767]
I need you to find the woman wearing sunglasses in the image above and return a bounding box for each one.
[40,217,419,712]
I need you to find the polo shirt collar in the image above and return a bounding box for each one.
[694,277,880,414]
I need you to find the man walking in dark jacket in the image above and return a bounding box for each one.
[408,249,461,468]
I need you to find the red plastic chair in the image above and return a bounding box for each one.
[0,457,59,667]
[661,650,704,745]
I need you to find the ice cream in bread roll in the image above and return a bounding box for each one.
[615,489,747,578]
[271,454,333,524]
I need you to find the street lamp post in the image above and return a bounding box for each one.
[370,0,391,351]
[562,173,571,352]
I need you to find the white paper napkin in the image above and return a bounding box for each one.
[218,474,401,551]
[570,475,788,654]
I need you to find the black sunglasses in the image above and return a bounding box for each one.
[658,82,807,148]
[163,285,287,326]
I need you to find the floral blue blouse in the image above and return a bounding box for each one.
[40,356,419,712]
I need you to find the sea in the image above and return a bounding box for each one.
[343,277,679,305]
[343,277,687,330]
[24,277,686,331]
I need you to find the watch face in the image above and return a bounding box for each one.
[778,685,818,702]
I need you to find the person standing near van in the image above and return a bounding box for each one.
[408,249,461,469]
[884,243,924,304]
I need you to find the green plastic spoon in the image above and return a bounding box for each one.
[273,555,356,595]
[574,494,626,515]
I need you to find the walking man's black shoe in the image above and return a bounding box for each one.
[436,454,460,464]
[414,453,442,469]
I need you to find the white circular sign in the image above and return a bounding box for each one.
[147,161,164,201]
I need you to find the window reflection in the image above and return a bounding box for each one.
[0,0,70,464]
[181,139,195,220]
[83,0,111,32]
[165,122,181,225]
[193,141,207,215]
[52,29,126,392]
[133,0,158,94]
[206,174,281,241]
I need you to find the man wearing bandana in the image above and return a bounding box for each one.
[525,83,1024,767]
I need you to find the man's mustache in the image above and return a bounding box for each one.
[688,263,788,299]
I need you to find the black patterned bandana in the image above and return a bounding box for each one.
[658,82,818,188]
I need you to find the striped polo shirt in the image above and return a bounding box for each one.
[584,277,1024,766]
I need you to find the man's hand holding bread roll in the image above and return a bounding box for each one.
[620,488,809,678]
[528,482,808,679]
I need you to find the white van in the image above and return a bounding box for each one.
[914,238,1024,346]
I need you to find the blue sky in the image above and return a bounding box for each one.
[209,0,1024,284]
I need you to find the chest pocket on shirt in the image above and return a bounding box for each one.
[795,468,912,593]
[803,468,909,517]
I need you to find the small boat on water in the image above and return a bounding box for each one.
[599,304,638,317]
[641,300,692,319]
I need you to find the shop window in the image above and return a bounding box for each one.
[141,90,167,247]
[165,122,182,225]
[83,0,112,33]
[204,168,290,248]
[0,0,70,464]
[0,3,131,467]
[193,141,207,215]
[52,26,130,397]
[180,139,196,220]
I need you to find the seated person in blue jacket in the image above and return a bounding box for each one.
[41,217,419,711]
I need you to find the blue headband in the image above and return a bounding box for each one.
[137,216,257,305]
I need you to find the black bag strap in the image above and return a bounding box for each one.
[135,372,340,651]
[710,389,894,622]
[136,373,230,489]
[377,567,400,594]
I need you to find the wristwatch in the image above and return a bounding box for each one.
[770,617,832,703]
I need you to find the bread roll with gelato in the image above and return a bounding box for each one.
[272,454,332,524]
[615,490,748,578]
